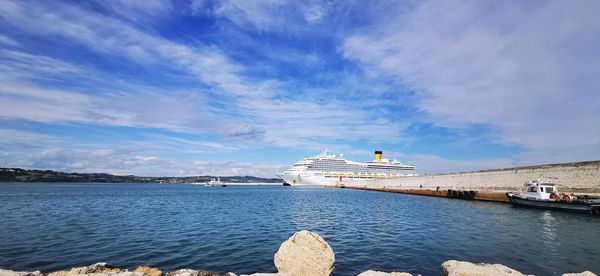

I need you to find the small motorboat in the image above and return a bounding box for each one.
[205,177,227,187]
[506,179,600,214]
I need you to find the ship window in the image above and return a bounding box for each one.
[527,187,537,192]
[546,187,554,193]
[540,187,544,192]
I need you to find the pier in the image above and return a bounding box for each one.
[334,160,600,202]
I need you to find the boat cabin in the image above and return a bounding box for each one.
[524,181,558,200]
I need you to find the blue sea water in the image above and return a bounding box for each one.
[0,183,598,275]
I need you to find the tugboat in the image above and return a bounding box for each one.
[506,179,600,214]
[205,177,227,187]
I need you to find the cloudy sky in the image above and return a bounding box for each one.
[0,0,598,177]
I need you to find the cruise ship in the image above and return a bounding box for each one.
[278,150,417,186]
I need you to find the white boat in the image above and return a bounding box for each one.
[205,177,227,187]
[278,150,417,186]
[506,179,600,214]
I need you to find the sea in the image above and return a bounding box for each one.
[0,183,598,275]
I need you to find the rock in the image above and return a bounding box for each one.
[165,270,200,276]
[441,260,524,276]
[165,270,235,276]
[562,272,597,276]
[357,270,413,276]
[274,230,335,276]
[47,263,136,276]
[0,269,43,276]
[133,267,161,276]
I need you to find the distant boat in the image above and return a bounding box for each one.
[506,179,600,214]
[205,177,227,187]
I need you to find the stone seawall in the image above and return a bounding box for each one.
[342,160,600,193]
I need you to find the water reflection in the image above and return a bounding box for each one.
[540,211,558,242]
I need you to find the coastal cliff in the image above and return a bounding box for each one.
[0,168,281,184]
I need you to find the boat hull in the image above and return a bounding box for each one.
[280,172,335,186]
[507,193,600,214]
[281,171,397,187]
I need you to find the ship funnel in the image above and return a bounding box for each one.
[374,150,383,161]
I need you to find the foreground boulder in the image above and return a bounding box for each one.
[274,230,335,276]
[562,272,597,276]
[441,260,524,276]
[133,267,161,276]
[0,269,43,276]
[357,270,413,276]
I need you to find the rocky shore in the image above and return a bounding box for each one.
[0,231,595,276]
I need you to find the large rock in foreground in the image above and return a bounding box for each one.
[274,230,335,276]
[441,260,524,276]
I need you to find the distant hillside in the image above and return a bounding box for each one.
[0,168,282,183]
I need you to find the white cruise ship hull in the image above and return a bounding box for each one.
[279,150,417,187]
[281,172,335,186]
[281,171,412,187]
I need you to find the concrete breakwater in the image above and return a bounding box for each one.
[0,230,595,276]
[347,186,511,202]
[337,160,600,202]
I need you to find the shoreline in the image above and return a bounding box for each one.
[1,230,595,276]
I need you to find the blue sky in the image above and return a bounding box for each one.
[0,0,599,177]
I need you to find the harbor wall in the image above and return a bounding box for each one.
[342,160,600,193]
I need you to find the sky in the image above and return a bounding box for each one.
[0,0,599,177]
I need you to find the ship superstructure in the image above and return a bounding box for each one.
[279,150,417,186]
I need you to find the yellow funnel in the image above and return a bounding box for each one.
[374,150,382,161]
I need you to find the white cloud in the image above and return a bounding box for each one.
[342,0,600,163]
[301,2,327,23]
[0,81,97,123]
[214,0,287,30]
[196,0,330,31]
[0,49,82,79]
[0,0,262,97]
[0,129,70,148]
[0,77,255,137]
[408,154,514,174]
[192,160,284,177]
[0,147,171,175]
[0,48,402,150]
[0,146,283,177]
[0,34,19,46]
[94,0,173,23]
[142,133,239,152]
[0,0,414,152]
[237,97,407,148]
